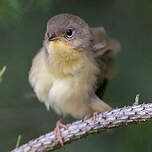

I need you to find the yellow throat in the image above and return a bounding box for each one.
[48,40,82,58]
[46,40,85,77]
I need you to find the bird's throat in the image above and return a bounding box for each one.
[48,40,82,58]
[46,40,84,77]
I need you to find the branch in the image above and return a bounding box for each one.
[11,102,152,152]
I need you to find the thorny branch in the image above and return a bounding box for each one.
[12,96,152,152]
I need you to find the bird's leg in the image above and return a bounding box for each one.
[54,118,67,146]
[83,114,91,121]
[93,112,98,123]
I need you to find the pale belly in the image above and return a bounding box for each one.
[47,78,91,118]
[29,49,98,119]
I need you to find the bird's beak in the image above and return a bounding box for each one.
[48,32,59,41]
[49,37,58,41]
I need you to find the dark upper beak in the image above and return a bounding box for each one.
[47,32,57,41]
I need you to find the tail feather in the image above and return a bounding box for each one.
[89,96,112,113]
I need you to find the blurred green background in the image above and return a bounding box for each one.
[0,0,152,151]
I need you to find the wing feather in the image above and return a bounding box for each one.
[90,27,120,99]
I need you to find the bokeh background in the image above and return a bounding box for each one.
[0,0,152,151]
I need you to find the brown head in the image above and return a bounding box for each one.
[42,14,100,77]
[44,14,92,51]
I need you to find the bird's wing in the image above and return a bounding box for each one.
[90,27,120,99]
[29,48,53,110]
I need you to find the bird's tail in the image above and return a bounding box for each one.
[89,96,112,113]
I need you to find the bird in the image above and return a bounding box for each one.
[29,13,120,145]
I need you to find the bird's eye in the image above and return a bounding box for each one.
[65,29,74,39]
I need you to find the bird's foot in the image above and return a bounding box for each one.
[93,112,98,123]
[54,119,67,146]
[83,114,91,121]
[83,112,98,123]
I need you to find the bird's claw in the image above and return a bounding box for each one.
[83,112,98,124]
[93,112,98,123]
[54,119,67,146]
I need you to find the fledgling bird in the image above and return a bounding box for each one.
[29,13,120,144]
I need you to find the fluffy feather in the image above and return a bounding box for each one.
[29,40,102,118]
[29,14,119,119]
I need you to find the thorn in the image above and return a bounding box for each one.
[133,94,140,105]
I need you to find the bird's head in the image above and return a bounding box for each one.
[44,14,92,55]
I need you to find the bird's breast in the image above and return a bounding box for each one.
[47,76,92,118]
[46,40,86,77]
[29,46,100,118]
